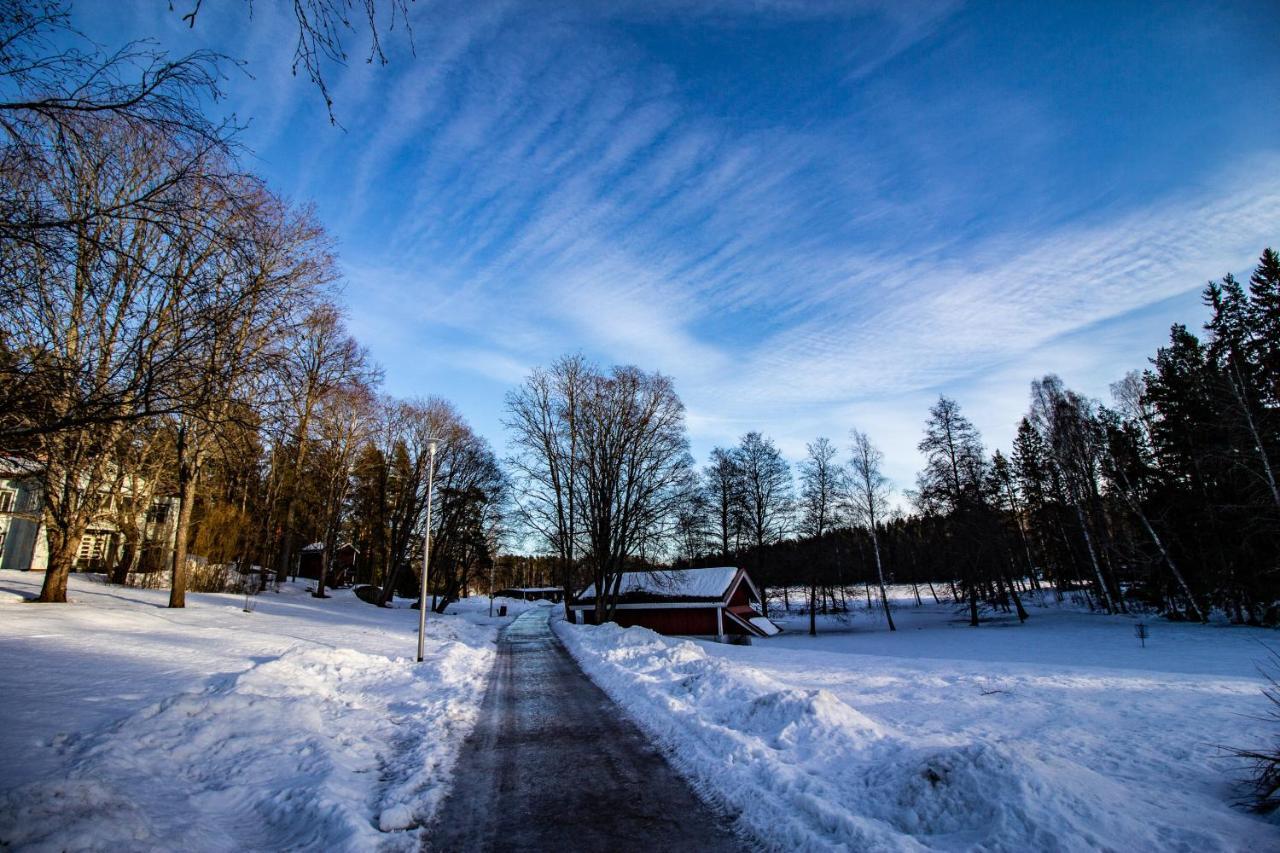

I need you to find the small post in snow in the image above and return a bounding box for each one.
[242,565,255,614]
[1134,622,1148,648]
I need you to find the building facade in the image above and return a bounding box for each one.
[0,459,179,575]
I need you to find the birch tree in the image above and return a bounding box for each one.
[848,429,895,631]
[799,436,843,635]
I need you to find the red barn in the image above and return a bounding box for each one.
[569,567,781,640]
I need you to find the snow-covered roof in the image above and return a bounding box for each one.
[301,541,325,552]
[577,567,741,604]
[748,616,781,637]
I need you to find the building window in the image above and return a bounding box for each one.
[77,532,109,562]
[146,503,170,524]
[0,490,14,513]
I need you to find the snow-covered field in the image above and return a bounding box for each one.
[0,571,519,851]
[556,591,1280,851]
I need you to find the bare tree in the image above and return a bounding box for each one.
[310,383,377,598]
[368,397,501,609]
[674,469,712,563]
[423,413,505,612]
[736,431,792,616]
[575,365,691,624]
[373,399,433,604]
[161,184,337,607]
[173,0,415,124]
[267,304,376,588]
[504,354,590,618]
[2,114,260,603]
[1030,376,1120,614]
[799,436,844,635]
[0,2,234,314]
[848,429,895,632]
[916,396,991,626]
[703,447,744,561]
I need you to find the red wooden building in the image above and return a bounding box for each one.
[569,567,781,640]
[298,542,359,587]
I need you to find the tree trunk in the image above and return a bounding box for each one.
[379,562,403,606]
[1134,507,1205,622]
[1227,363,1280,508]
[1002,571,1028,622]
[1074,502,1115,614]
[871,531,895,631]
[38,527,79,603]
[110,538,139,586]
[168,460,198,608]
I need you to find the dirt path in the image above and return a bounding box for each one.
[426,607,744,852]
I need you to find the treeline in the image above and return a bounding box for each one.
[676,249,1280,628]
[0,6,505,607]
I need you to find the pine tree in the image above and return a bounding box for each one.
[1248,247,1280,404]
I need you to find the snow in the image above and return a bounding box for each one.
[748,615,782,637]
[555,591,1279,851]
[578,566,740,602]
[0,571,525,851]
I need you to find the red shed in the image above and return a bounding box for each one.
[298,542,359,586]
[569,567,781,640]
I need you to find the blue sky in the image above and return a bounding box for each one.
[96,0,1280,491]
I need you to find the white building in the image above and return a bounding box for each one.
[0,458,179,575]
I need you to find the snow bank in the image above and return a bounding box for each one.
[0,575,507,851]
[555,619,1270,851]
[2,643,488,852]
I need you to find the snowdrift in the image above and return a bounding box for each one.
[555,620,1260,851]
[2,628,492,852]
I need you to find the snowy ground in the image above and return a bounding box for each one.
[556,588,1280,851]
[0,571,523,851]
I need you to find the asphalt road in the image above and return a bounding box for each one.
[425,607,745,852]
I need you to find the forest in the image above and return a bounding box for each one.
[3,3,1279,634]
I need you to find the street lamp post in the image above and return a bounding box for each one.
[417,438,441,663]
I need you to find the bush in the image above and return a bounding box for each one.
[123,557,236,593]
[125,568,168,590]
[186,559,230,593]
[1233,647,1280,813]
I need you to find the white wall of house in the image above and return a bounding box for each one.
[0,475,47,572]
[0,472,177,574]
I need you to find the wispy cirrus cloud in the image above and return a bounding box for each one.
[101,0,1280,490]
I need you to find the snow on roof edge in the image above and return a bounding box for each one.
[577,567,741,603]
